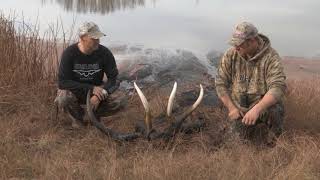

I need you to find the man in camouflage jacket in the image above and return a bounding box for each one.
[215,22,286,141]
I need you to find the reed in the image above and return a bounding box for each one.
[0,14,71,87]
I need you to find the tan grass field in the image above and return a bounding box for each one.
[283,57,320,80]
[1,15,320,179]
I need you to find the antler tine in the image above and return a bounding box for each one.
[191,84,204,111]
[167,81,177,117]
[162,84,204,139]
[134,82,152,134]
[178,84,204,120]
[86,90,139,141]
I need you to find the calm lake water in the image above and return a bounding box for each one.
[1,0,320,57]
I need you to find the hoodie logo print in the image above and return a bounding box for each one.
[73,69,102,77]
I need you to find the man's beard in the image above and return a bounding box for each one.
[91,44,99,51]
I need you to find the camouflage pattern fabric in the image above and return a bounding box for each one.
[215,34,286,111]
[230,103,284,142]
[54,89,86,124]
[54,89,78,112]
[228,22,259,47]
[54,89,121,122]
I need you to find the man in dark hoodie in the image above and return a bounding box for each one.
[215,22,286,143]
[55,22,119,127]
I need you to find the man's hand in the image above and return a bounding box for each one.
[90,95,100,111]
[242,106,261,125]
[93,86,108,101]
[241,93,277,125]
[228,107,244,121]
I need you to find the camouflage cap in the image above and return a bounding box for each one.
[228,22,258,46]
[78,22,106,39]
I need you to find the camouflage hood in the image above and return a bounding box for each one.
[245,34,270,62]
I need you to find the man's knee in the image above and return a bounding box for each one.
[230,119,249,138]
[54,89,77,109]
[230,103,285,139]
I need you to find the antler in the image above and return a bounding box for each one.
[161,84,204,140]
[167,81,177,117]
[86,89,139,141]
[134,82,204,140]
[134,82,152,135]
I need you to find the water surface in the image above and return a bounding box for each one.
[1,0,320,57]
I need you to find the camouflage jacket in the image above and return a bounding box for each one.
[215,34,286,110]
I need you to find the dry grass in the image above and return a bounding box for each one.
[0,14,71,87]
[284,79,320,134]
[0,14,320,179]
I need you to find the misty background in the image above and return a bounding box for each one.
[1,0,319,57]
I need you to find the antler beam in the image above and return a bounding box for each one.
[86,89,139,141]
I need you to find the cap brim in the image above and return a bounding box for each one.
[88,31,106,39]
[228,37,245,47]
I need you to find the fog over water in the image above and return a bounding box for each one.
[1,0,319,57]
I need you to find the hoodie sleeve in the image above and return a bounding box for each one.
[265,53,286,101]
[102,49,119,94]
[215,51,232,97]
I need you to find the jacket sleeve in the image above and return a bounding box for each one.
[58,50,94,92]
[215,52,232,97]
[102,49,119,94]
[265,53,286,101]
